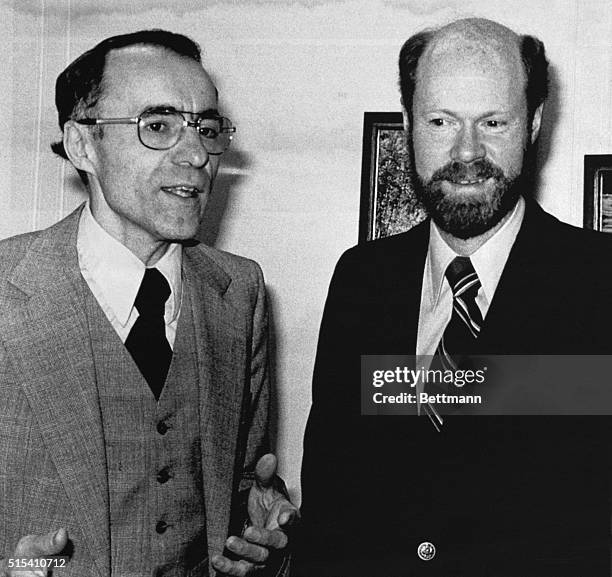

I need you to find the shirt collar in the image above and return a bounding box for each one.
[77,202,183,327]
[428,196,525,307]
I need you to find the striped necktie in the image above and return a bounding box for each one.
[435,256,483,370]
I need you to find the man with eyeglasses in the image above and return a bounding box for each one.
[0,30,296,577]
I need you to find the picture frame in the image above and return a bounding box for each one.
[583,154,612,233]
[358,112,427,243]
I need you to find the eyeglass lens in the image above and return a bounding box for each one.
[138,110,232,153]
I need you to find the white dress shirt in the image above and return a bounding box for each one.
[76,203,183,348]
[416,196,525,358]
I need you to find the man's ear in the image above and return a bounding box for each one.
[530,103,544,144]
[63,120,97,177]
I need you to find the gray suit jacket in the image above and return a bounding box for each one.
[0,206,270,576]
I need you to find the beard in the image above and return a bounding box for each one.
[413,156,528,240]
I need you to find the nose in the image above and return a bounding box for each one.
[171,124,210,169]
[451,124,485,164]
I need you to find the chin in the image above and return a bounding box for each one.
[157,221,202,243]
[417,176,521,239]
[432,205,511,239]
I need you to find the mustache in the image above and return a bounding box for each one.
[430,159,506,183]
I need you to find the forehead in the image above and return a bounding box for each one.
[414,28,526,113]
[99,45,218,114]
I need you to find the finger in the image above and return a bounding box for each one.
[266,499,300,530]
[225,536,268,564]
[254,454,277,489]
[278,506,300,527]
[14,528,68,558]
[243,527,288,550]
[262,498,299,531]
[211,553,258,576]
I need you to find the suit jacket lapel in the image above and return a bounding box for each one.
[375,222,429,355]
[478,199,559,353]
[3,209,110,577]
[183,247,248,564]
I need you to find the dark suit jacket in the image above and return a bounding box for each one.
[297,199,612,577]
[0,206,271,577]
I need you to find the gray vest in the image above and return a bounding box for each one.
[85,284,208,577]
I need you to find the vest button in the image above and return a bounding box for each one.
[155,520,168,534]
[157,421,169,435]
[157,467,171,484]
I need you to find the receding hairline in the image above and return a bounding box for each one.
[420,18,524,77]
[103,43,212,76]
[99,43,219,104]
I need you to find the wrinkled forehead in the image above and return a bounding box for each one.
[419,19,525,85]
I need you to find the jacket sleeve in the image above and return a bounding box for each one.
[227,261,293,577]
[238,259,271,492]
[294,248,373,577]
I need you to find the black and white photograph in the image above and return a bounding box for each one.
[0,1,611,576]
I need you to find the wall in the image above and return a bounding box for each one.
[1,0,611,503]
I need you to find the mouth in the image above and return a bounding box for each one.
[440,177,493,192]
[450,177,487,185]
[160,185,203,198]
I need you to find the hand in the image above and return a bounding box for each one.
[2,528,68,577]
[212,454,299,576]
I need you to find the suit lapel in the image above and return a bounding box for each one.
[3,209,110,577]
[477,200,556,353]
[182,247,248,562]
[375,222,429,355]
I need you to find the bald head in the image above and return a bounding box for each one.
[399,18,548,129]
[429,18,520,55]
[422,18,523,81]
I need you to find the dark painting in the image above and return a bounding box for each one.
[359,112,427,243]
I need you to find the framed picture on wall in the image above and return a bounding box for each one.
[358,112,427,243]
[584,154,612,233]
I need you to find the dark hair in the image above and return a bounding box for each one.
[398,28,549,128]
[51,29,202,182]
[397,30,434,128]
[519,35,549,124]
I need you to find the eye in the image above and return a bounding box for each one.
[197,119,221,139]
[198,126,219,139]
[141,114,174,134]
[425,117,457,131]
[429,118,447,127]
[483,119,508,131]
[146,121,169,133]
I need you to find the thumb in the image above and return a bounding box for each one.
[15,528,68,558]
[254,453,278,489]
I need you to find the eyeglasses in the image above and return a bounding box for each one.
[75,108,235,155]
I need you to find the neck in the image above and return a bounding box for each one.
[133,242,170,267]
[88,190,172,266]
[88,204,170,266]
[96,219,169,266]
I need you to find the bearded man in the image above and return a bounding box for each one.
[296,18,612,577]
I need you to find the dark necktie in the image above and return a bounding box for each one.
[435,256,483,370]
[125,268,172,400]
